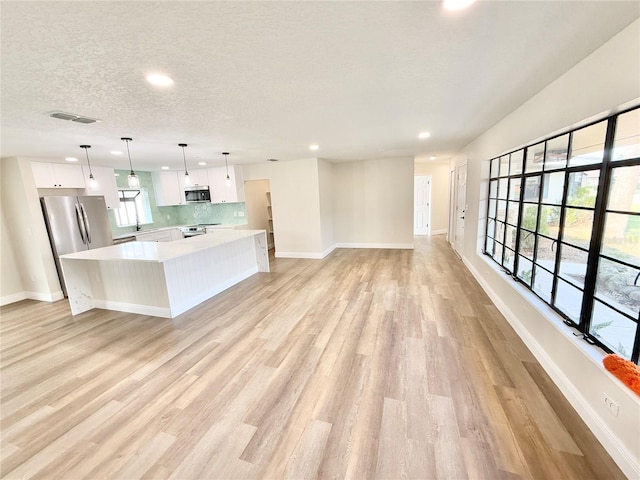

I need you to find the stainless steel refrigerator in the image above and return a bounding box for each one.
[41,195,114,296]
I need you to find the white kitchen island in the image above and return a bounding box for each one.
[59,229,269,318]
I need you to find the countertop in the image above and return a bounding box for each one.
[64,229,265,263]
[112,223,248,240]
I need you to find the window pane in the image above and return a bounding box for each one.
[595,258,640,319]
[562,208,594,249]
[499,155,510,177]
[508,177,522,201]
[536,237,557,271]
[518,230,536,259]
[542,172,565,205]
[612,108,640,162]
[488,199,497,219]
[497,201,507,223]
[607,165,640,213]
[504,248,515,271]
[569,120,607,166]
[540,206,561,239]
[601,213,640,268]
[493,241,503,264]
[489,180,498,198]
[555,279,583,322]
[496,221,506,244]
[517,255,533,285]
[567,171,599,208]
[485,237,495,255]
[525,143,545,173]
[505,225,517,251]
[487,218,496,239]
[490,158,499,178]
[521,204,538,233]
[498,178,508,199]
[533,266,553,302]
[558,244,588,288]
[544,134,569,170]
[511,150,524,175]
[506,201,520,226]
[590,300,637,360]
[524,176,541,201]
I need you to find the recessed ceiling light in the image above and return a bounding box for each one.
[65,157,78,162]
[198,162,206,166]
[430,156,437,160]
[161,166,170,170]
[443,0,476,11]
[309,144,319,151]
[146,73,174,87]
[418,132,431,139]
[111,150,123,155]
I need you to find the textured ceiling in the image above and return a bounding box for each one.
[1,1,638,171]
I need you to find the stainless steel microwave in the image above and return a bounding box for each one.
[185,185,211,203]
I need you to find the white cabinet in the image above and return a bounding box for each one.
[186,168,209,187]
[207,165,245,203]
[82,166,119,209]
[135,228,182,242]
[32,162,86,188]
[152,171,186,206]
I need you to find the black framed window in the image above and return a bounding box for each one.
[484,106,640,364]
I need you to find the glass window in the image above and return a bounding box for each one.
[489,180,498,198]
[562,208,594,249]
[490,158,499,178]
[517,255,533,285]
[558,244,588,288]
[498,178,508,199]
[533,266,553,302]
[555,279,583,322]
[594,258,640,319]
[569,120,607,166]
[511,150,524,175]
[509,177,522,201]
[545,134,569,170]
[499,155,510,177]
[526,143,545,173]
[566,171,599,207]
[504,248,515,272]
[607,165,640,212]
[497,200,507,223]
[521,204,538,233]
[524,176,541,202]
[590,300,636,360]
[488,199,497,219]
[613,109,640,161]
[601,213,640,267]
[114,189,153,227]
[536,237,557,270]
[541,172,565,205]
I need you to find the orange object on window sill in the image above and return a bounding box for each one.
[603,354,640,397]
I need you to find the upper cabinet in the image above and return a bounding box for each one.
[207,165,245,203]
[82,166,119,209]
[152,171,186,206]
[186,168,209,187]
[31,162,86,188]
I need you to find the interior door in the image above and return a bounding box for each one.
[414,176,431,235]
[454,164,467,256]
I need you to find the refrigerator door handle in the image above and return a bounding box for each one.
[74,203,88,244]
[80,203,91,244]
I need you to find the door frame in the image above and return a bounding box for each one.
[414,175,432,236]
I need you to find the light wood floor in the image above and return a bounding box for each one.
[0,236,624,480]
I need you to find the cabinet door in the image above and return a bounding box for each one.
[82,166,119,209]
[228,165,245,202]
[189,169,209,187]
[207,165,244,203]
[152,171,185,206]
[32,162,56,187]
[207,167,226,203]
[52,163,86,188]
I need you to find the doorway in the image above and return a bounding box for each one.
[244,179,274,249]
[453,163,467,257]
[414,175,431,236]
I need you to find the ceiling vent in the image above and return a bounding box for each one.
[47,111,100,124]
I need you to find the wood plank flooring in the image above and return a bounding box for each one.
[0,236,624,479]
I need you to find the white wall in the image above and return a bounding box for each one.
[242,158,324,258]
[317,158,334,254]
[333,157,414,248]
[456,19,640,479]
[1,157,63,303]
[414,159,451,235]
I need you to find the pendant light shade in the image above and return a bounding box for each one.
[121,137,139,188]
[223,152,231,187]
[80,144,98,190]
[179,143,190,185]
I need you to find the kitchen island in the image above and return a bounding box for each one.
[59,229,268,318]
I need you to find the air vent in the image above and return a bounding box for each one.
[267,158,278,162]
[47,111,100,124]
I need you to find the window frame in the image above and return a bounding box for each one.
[483,105,640,364]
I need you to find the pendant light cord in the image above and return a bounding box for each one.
[223,152,230,180]
[80,145,93,177]
[122,138,134,175]
[180,144,189,175]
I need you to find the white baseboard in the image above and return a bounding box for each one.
[275,251,327,259]
[334,242,414,249]
[1,291,27,306]
[460,254,639,480]
[1,290,65,305]
[93,300,171,318]
[430,229,448,235]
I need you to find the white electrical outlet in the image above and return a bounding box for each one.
[604,393,619,417]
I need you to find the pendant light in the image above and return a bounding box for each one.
[179,143,190,185]
[121,137,139,188]
[223,152,231,187]
[80,144,98,190]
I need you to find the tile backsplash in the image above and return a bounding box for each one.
[108,169,246,236]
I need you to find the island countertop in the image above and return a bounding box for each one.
[61,229,266,263]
